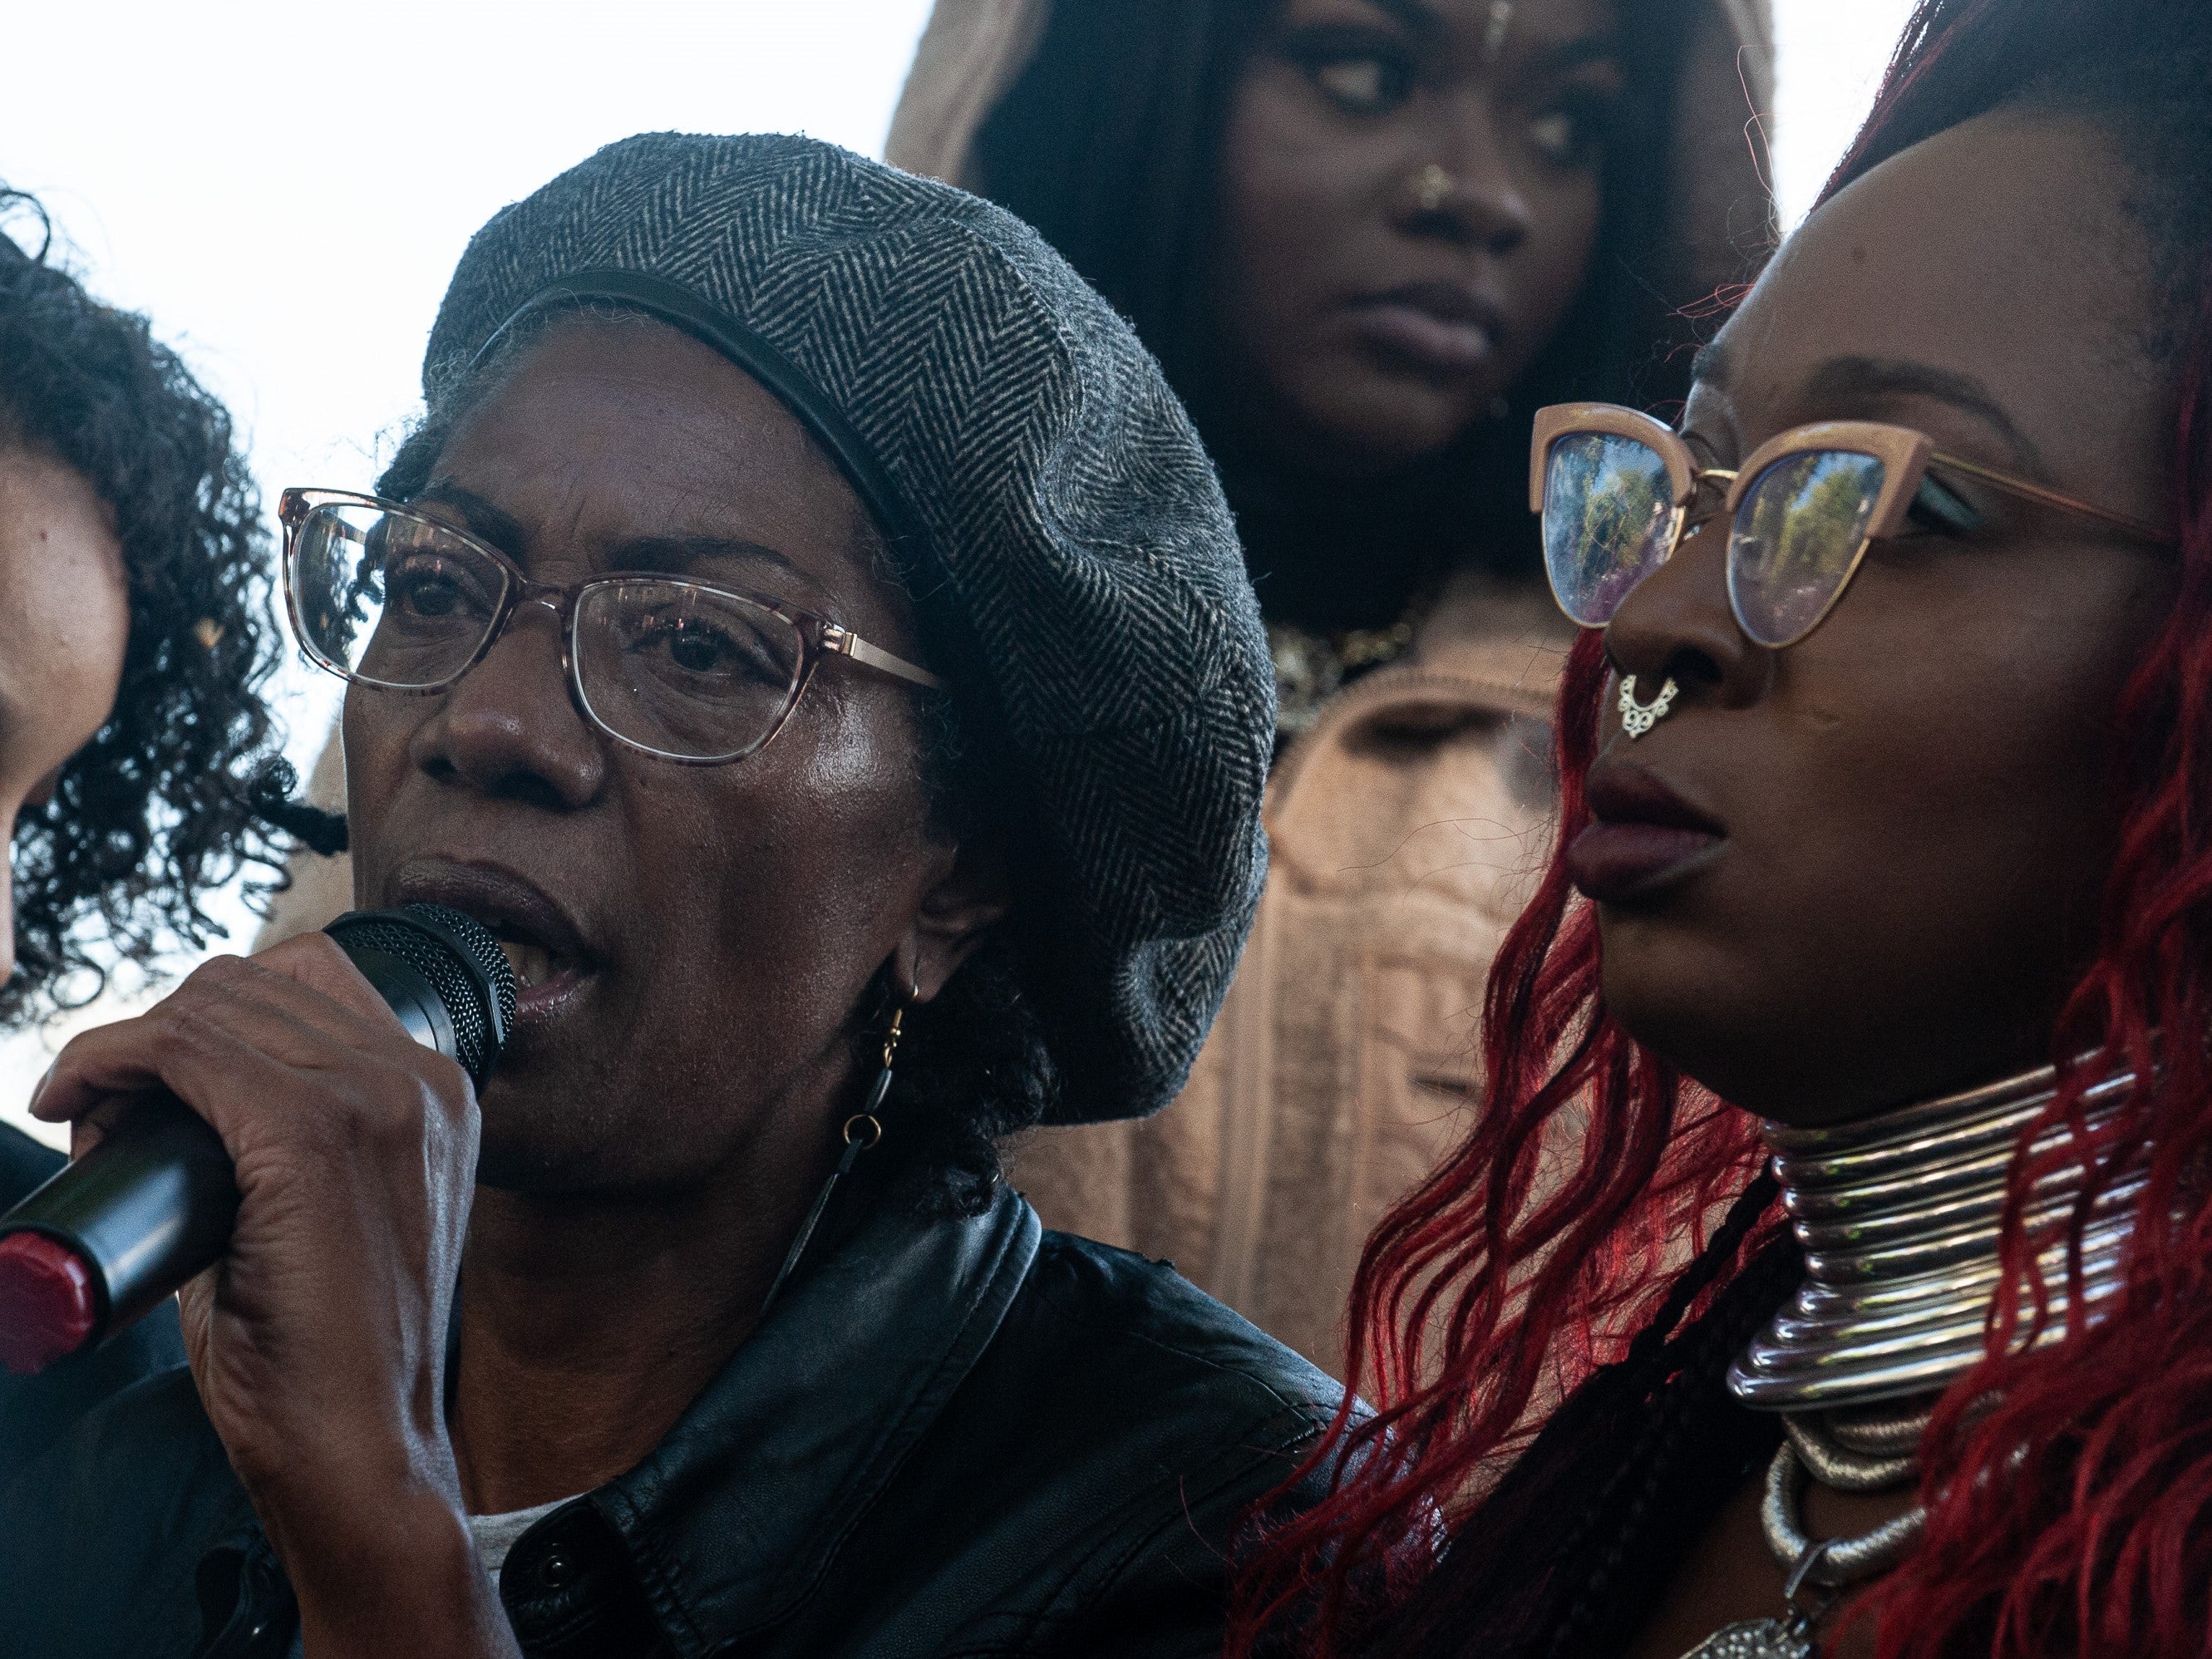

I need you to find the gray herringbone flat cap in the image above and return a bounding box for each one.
[420,131,1272,1125]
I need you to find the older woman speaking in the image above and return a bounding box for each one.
[0,134,1332,1657]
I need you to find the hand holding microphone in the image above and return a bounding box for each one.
[3,906,529,1649]
[0,904,516,1376]
[3,903,530,1648]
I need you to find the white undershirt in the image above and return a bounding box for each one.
[281,1495,582,1653]
[468,1495,577,1585]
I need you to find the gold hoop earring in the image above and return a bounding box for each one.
[1618,674,1678,739]
[1412,163,1456,213]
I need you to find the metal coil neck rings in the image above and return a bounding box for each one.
[1729,1060,2138,1414]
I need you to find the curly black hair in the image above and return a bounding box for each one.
[0,189,289,1025]
[377,307,1060,1216]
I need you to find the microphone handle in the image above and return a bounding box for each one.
[10,1098,235,1336]
[0,943,461,1356]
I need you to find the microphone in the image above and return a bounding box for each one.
[0,903,516,1376]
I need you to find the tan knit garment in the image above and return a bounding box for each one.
[1002,581,1566,1367]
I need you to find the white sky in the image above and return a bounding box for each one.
[1,0,1920,1146]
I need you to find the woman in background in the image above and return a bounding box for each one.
[1237,0,2212,1653]
[0,189,291,1485]
[885,0,1775,1368]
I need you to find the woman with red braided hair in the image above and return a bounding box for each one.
[1231,1,2212,1655]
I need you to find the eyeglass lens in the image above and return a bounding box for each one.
[291,501,502,687]
[572,582,805,761]
[1725,451,1886,647]
[1540,437,1889,648]
[1540,433,1677,628]
[290,502,811,761]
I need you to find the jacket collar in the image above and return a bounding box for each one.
[588,1174,1042,1648]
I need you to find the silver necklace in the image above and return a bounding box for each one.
[1678,1063,2138,1659]
[1679,1405,1929,1659]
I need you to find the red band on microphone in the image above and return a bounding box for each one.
[0,1232,100,1375]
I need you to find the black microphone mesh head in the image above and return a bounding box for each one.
[404,903,519,1031]
[324,904,518,1084]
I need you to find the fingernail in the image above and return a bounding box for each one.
[27,1068,52,1115]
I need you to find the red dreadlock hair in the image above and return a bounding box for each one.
[1229,2,2212,1655]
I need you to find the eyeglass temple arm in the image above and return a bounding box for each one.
[1687,453,2168,547]
[1930,452,2175,546]
[825,625,944,690]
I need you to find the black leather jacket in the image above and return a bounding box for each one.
[0,1124,185,1492]
[0,1174,1340,1657]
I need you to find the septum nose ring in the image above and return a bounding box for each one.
[1618,674,1677,739]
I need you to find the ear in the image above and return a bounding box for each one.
[892,838,1012,1003]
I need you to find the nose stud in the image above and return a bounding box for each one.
[1618,675,1678,739]
[1411,164,1456,213]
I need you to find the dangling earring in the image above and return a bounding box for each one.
[760,983,914,1314]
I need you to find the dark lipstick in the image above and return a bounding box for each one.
[1567,757,1727,903]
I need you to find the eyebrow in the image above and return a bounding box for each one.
[414,484,529,558]
[1688,347,2044,474]
[601,534,814,591]
[1353,0,1445,42]
[1802,356,2044,474]
[415,483,817,593]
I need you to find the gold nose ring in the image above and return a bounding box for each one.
[1618,675,1678,738]
[1413,163,1456,213]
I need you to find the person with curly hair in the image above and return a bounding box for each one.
[0,190,286,1031]
[0,187,290,1488]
